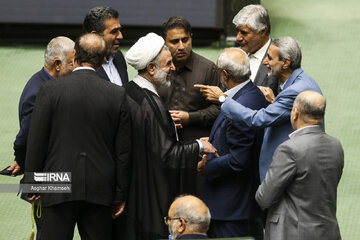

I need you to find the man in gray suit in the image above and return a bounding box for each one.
[256,90,343,240]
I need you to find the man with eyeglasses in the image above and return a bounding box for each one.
[165,195,210,239]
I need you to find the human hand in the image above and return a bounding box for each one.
[197,155,208,175]
[200,137,209,142]
[112,201,126,219]
[27,194,40,202]
[169,110,189,127]
[194,84,224,103]
[258,86,275,103]
[7,161,21,176]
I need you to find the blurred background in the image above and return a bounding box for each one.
[1,0,359,239]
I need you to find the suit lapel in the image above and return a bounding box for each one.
[97,66,110,82]
[253,39,271,86]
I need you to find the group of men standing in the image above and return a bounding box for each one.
[7,4,344,240]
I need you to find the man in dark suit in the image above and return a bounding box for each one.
[256,91,343,240]
[25,33,131,240]
[83,6,128,85]
[166,195,210,239]
[198,48,268,239]
[7,36,74,240]
[233,4,278,96]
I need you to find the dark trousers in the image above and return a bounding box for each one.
[208,217,264,240]
[42,201,112,240]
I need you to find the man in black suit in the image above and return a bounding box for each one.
[25,33,131,240]
[83,6,128,85]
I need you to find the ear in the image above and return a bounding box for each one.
[292,107,299,121]
[147,62,157,76]
[222,69,231,82]
[282,58,291,70]
[53,58,62,72]
[177,218,186,234]
[90,30,97,34]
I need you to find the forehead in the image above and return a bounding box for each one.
[236,25,254,33]
[268,44,280,57]
[159,49,172,62]
[104,18,121,30]
[166,28,190,40]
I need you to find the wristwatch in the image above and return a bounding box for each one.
[218,94,227,103]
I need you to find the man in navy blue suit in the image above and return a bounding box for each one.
[83,6,128,85]
[198,48,268,239]
[7,36,75,240]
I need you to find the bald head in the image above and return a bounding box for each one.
[74,33,107,70]
[217,48,251,83]
[292,91,326,129]
[168,195,211,236]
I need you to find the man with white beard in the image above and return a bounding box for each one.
[113,33,216,240]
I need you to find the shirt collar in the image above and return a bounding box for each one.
[133,75,159,96]
[73,67,96,72]
[279,78,288,91]
[289,125,320,138]
[250,38,271,60]
[181,51,194,72]
[104,55,114,65]
[224,79,250,99]
[42,67,53,79]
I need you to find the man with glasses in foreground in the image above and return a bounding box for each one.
[165,195,210,239]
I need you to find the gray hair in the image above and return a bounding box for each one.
[232,4,271,34]
[293,91,326,123]
[173,196,211,233]
[153,45,169,67]
[44,36,74,68]
[272,36,302,70]
[217,48,251,83]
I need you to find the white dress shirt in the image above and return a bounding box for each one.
[102,55,123,86]
[249,39,271,82]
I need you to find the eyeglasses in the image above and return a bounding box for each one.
[164,216,187,225]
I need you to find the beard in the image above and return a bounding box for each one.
[154,69,171,87]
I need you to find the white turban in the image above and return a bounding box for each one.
[125,32,165,70]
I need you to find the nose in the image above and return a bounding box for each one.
[262,56,269,65]
[170,62,176,71]
[116,30,123,40]
[178,40,184,50]
[236,32,243,42]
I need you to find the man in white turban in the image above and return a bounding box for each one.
[113,33,216,240]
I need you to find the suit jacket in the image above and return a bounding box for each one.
[158,51,223,141]
[253,41,279,96]
[25,69,131,207]
[97,50,128,85]
[221,68,322,181]
[256,126,344,240]
[13,67,52,169]
[202,81,268,221]
[177,233,208,239]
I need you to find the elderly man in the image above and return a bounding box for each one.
[158,16,223,141]
[83,6,128,85]
[198,48,267,239]
[166,195,211,239]
[25,33,131,240]
[256,91,343,240]
[219,36,323,181]
[115,33,216,240]
[6,36,74,240]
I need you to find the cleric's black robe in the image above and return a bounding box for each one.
[113,81,200,240]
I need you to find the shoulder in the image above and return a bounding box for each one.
[124,81,146,104]
[114,50,126,61]
[192,51,216,68]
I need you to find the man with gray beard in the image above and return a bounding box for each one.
[113,33,216,240]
